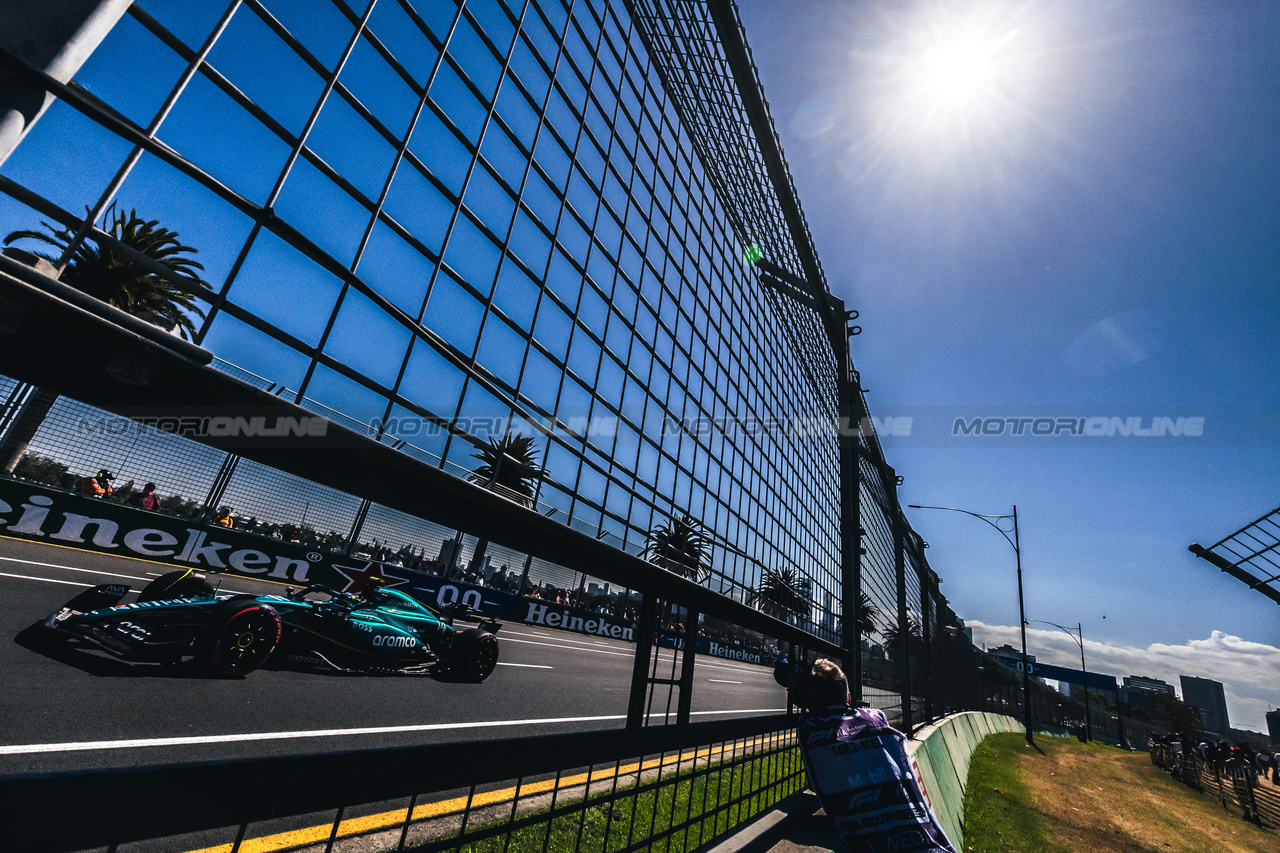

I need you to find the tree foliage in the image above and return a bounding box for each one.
[643,512,711,581]
[881,619,925,660]
[1153,693,1203,736]
[5,203,211,338]
[12,452,75,489]
[855,591,881,637]
[749,565,811,621]
[468,433,544,505]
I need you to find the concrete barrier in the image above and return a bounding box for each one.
[907,713,1070,849]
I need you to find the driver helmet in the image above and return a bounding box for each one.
[361,576,389,601]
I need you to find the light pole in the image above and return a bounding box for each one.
[1027,619,1091,743]
[908,504,1033,744]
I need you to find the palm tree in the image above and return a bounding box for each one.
[464,433,544,574]
[855,591,881,638]
[749,565,811,622]
[643,512,711,581]
[0,205,210,475]
[881,618,924,660]
[6,203,210,338]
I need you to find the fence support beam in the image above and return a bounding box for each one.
[627,594,659,729]
[343,498,371,556]
[677,607,699,725]
[199,452,239,521]
[884,464,912,735]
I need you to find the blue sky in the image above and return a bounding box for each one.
[739,0,1280,730]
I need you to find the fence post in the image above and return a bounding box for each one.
[918,560,934,724]
[627,594,659,729]
[884,465,912,735]
[199,452,240,520]
[343,498,371,556]
[838,365,863,705]
[676,607,699,724]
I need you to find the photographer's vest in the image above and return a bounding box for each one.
[798,706,956,853]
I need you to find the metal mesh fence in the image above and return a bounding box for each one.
[0,371,1158,745]
[7,716,806,853]
[7,385,228,512]
[216,456,365,545]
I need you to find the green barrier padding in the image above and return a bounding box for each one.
[905,712,1025,851]
[916,732,965,847]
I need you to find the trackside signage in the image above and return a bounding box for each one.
[0,479,346,587]
[657,633,770,665]
[397,575,524,620]
[523,601,634,640]
[708,641,764,664]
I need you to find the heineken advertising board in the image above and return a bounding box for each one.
[0,478,348,587]
[656,633,774,665]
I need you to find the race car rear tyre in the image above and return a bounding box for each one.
[450,628,499,682]
[200,600,281,676]
[138,570,214,603]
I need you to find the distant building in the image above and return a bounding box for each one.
[1120,675,1175,715]
[436,538,462,571]
[987,644,1036,666]
[955,618,972,642]
[1124,675,1175,695]
[1267,709,1280,745]
[1180,675,1230,735]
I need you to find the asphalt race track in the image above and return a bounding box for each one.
[0,536,787,776]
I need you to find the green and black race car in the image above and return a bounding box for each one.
[37,571,500,680]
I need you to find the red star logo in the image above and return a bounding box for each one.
[331,561,410,594]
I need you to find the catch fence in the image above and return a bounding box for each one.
[0,369,1117,742]
[4,715,805,853]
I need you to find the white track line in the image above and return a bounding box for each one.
[0,565,253,596]
[500,636,634,657]
[0,709,788,755]
[0,556,145,582]
[708,679,743,684]
[496,662,553,669]
[0,571,91,587]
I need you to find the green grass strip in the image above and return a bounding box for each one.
[417,745,804,853]
[962,732,1059,853]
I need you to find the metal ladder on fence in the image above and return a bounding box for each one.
[626,596,701,728]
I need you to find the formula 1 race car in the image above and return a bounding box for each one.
[36,571,500,680]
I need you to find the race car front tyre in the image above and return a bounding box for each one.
[450,628,500,682]
[199,600,282,676]
[138,570,215,603]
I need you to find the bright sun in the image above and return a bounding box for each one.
[874,10,1031,143]
[914,31,1002,111]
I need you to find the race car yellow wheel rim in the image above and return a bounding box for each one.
[212,606,281,675]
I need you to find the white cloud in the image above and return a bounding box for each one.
[968,621,1280,734]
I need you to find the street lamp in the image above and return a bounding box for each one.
[1027,619,1091,743]
[908,503,1033,744]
